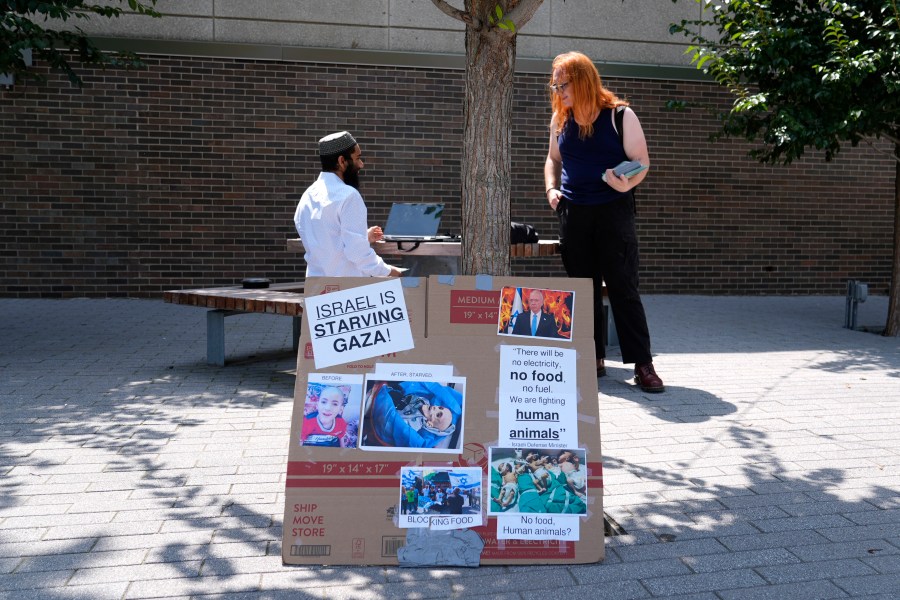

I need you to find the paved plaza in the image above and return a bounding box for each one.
[1,293,898,599]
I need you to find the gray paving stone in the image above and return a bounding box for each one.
[0,538,96,559]
[3,296,898,599]
[719,530,832,552]
[819,523,900,543]
[756,557,876,584]
[285,579,455,600]
[752,514,858,533]
[0,582,132,600]
[862,554,900,574]
[520,579,651,600]
[833,573,900,597]
[717,580,850,600]
[14,548,148,573]
[569,558,692,583]
[0,570,74,592]
[125,574,262,599]
[641,569,768,596]
[681,547,800,573]
[787,539,900,562]
[610,538,731,562]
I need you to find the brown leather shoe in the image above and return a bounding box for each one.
[634,363,665,393]
[596,358,607,378]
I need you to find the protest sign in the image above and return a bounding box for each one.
[496,514,580,541]
[303,279,414,369]
[498,345,578,448]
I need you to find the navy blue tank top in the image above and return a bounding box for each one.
[558,109,629,206]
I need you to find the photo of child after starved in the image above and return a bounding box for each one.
[299,374,362,448]
[488,447,588,515]
[359,377,466,454]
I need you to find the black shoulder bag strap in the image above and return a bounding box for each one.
[614,105,637,213]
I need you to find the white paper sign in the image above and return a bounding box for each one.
[304,279,414,369]
[374,363,455,379]
[498,345,578,448]
[496,514,580,541]
[429,513,483,530]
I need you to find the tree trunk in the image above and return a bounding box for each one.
[460,12,515,276]
[885,141,900,336]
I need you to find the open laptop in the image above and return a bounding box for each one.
[381,203,454,242]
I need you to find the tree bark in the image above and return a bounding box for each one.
[430,0,543,275]
[460,8,515,276]
[885,141,900,336]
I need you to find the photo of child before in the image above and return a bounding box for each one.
[488,447,587,515]
[359,377,466,453]
[498,286,574,341]
[299,374,363,448]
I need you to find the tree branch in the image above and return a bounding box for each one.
[503,0,544,32]
[430,0,481,29]
[867,134,900,163]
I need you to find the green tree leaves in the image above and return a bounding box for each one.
[670,0,900,164]
[1,0,160,86]
[487,4,516,32]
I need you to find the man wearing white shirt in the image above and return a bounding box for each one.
[294,131,402,278]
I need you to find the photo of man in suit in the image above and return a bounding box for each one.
[511,289,562,339]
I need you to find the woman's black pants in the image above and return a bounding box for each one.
[557,195,653,365]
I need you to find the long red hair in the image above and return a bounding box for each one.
[550,52,626,139]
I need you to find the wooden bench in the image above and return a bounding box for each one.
[163,282,304,365]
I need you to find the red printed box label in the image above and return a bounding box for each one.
[449,290,501,324]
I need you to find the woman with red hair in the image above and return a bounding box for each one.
[544,51,664,393]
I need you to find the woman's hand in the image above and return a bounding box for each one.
[604,170,631,193]
[546,187,563,211]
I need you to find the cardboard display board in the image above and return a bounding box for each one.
[283,275,603,566]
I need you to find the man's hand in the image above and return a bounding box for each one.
[388,265,404,277]
[367,226,384,243]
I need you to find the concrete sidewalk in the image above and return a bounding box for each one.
[1,294,897,599]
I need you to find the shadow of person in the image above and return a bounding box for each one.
[598,366,737,423]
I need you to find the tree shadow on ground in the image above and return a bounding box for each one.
[2,298,898,598]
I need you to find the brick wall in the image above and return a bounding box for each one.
[1,55,894,297]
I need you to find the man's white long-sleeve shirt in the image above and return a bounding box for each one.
[293,172,391,277]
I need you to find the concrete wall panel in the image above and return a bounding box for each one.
[78,13,214,41]
[81,0,699,66]
[154,0,214,17]
[388,29,465,55]
[215,21,389,50]
[214,0,389,26]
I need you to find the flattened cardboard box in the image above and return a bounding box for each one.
[283,275,603,566]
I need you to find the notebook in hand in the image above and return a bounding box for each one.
[601,160,648,182]
[382,203,453,242]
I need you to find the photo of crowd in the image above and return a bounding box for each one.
[400,467,481,516]
[488,447,587,515]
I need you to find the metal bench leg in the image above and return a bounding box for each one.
[207,309,242,365]
[207,310,229,366]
